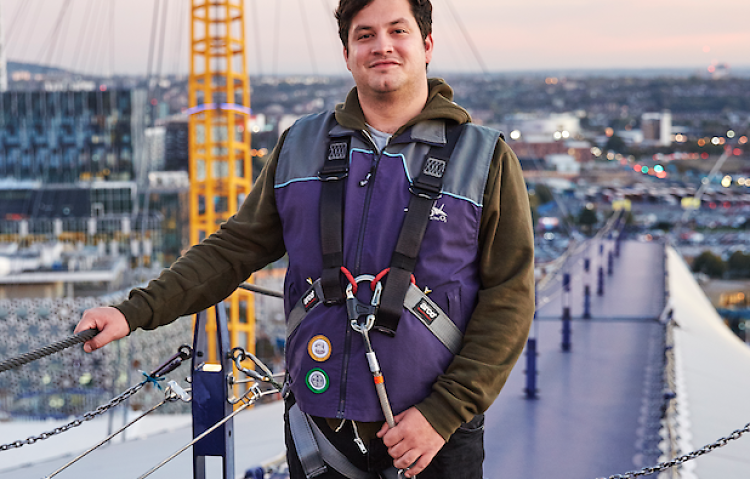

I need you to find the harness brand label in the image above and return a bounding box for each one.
[430,203,448,223]
[414,299,440,324]
[308,335,332,362]
[306,368,329,393]
[303,288,319,311]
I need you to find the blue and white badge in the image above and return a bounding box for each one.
[306,368,329,394]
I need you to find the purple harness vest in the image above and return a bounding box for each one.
[274,112,500,421]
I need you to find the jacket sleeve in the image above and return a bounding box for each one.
[114,131,289,332]
[415,139,535,440]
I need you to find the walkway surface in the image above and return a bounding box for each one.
[484,239,668,479]
[0,400,285,479]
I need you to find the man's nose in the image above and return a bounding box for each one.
[372,34,394,54]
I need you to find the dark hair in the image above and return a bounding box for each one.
[335,0,432,51]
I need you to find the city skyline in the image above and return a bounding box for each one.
[1,0,749,77]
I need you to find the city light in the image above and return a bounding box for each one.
[727,130,736,138]
[553,131,563,140]
[654,165,664,173]
[735,148,743,156]
[674,134,686,142]
[738,178,746,186]
[711,137,721,145]
[698,138,706,147]
[605,128,614,138]
[641,166,649,174]
[561,131,570,139]
[591,147,602,156]
[721,176,732,188]
[510,130,521,140]
[740,136,748,145]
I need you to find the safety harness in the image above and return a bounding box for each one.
[288,123,466,479]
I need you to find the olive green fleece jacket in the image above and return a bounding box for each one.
[115,78,535,441]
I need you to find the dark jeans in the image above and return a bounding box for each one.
[284,399,485,479]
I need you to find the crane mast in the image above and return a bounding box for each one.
[189,0,254,362]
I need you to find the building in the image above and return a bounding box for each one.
[0,89,148,184]
[641,111,672,147]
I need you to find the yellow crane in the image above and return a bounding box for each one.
[188,0,254,363]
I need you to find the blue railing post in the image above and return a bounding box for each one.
[192,303,235,479]
[615,234,621,258]
[584,258,590,273]
[562,273,572,351]
[583,285,591,319]
[597,266,604,296]
[607,251,614,276]
[524,337,538,399]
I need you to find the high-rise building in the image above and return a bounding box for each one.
[0,89,148,183]
[641,111,672,147]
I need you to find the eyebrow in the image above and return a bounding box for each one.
[352,18,409,34]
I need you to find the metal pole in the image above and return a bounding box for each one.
[608,251,614,276]
[562,273,571,352]
[524,338,538,399]
[583,285,591,319]
[597,266,604,297]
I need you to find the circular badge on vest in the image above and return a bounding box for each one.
[306,368,329,394]
[307,335,332,362]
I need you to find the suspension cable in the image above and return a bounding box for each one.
[297,0,319,75]
[71,0,96,74]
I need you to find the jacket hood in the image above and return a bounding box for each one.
[334,78,472,136]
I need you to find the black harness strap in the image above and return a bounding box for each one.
[376,124,465,335]
[319,137,350,303]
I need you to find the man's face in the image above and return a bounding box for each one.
[343,0,433,99]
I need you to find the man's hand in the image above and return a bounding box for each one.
[376,407,446,478]
[75,307,130,353]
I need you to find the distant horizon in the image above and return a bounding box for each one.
[8,59,750,80]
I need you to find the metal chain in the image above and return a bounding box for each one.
[0,328,97,373]
[0,380,147,452]
[603,421,750,479]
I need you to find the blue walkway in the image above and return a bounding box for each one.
[484,240,667,479]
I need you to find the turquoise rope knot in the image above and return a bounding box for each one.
[141,371,165,390]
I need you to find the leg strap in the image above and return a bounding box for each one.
[289,404,376,479]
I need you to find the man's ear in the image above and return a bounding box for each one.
[343,45,351,71]
[424,33,434,64]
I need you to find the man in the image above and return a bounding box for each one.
[75,0,535,477]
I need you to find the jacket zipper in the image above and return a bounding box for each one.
[337,129,382,418]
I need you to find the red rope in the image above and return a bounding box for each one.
[371,268,415,291]
[340,266,358,295]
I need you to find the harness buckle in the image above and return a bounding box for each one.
[408,184,442,200]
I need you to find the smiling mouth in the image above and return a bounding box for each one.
[370,60,400,68]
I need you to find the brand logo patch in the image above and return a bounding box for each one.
[303,288,319,311]
[306,369,329,393]
[328,142,348,161]
[414,299,440,324]
[430,203,448,223]
[423,157,446,178]
[308,335,332,362]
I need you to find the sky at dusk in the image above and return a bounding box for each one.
[2,0,749,76]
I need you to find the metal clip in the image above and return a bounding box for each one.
[167,380,191,402]
[345,274,382,333]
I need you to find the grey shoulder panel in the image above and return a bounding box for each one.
[394,123,499,206]
[443,123,501,206]
[275,112,337,187]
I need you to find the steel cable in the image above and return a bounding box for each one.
[0,328,98,373]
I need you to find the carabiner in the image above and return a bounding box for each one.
[345,274,383,333]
